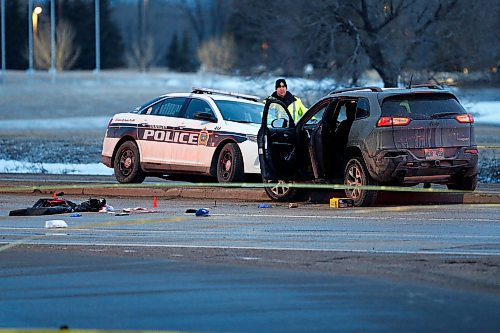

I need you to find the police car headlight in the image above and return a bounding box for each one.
[246,134,257,142]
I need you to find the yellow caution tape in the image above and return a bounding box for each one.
[0,181,498,194]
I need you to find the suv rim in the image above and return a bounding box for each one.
[345,162,363,200]
[270,180,290,196]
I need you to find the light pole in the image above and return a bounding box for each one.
[94,0,100,77]
[49,0,55,76]
[28,0,33,74]
[1,0,5,83]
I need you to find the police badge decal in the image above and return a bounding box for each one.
[198,128,209,146]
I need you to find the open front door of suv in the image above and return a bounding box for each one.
[257,99,299,201]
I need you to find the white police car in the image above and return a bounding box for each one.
[101,88,263,183]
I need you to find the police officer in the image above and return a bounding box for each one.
[269,78,308,122]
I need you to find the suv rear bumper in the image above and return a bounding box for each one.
[369,148,478,184]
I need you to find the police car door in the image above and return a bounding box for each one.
[136,97,186,167]
[169,98,218,171]
[257,99,297,181]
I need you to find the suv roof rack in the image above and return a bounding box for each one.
[328,86,383,95]
[192,87,260,102]
[408,83,444,90]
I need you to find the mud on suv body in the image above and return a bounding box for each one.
[257,86,478,206]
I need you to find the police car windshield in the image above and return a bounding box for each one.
[214,100,263,124]
[135,96,165,113]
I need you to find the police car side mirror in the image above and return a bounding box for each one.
[194,112,217,122]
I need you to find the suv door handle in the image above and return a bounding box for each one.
[178,122,187,129]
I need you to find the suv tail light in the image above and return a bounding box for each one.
[455,113,474,123]
[377,117,411,127]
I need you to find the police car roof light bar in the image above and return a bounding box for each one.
[192,87,260,102]
[328,86,383,95]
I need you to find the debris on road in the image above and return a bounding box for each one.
[329,198,354,208]
[45,220,68,229]
[122,207,157,214]
[195,208,210,217]
[8,197,108,216]
[258,203,272,208]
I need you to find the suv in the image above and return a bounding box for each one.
[257,85,478,206]
[102,88,263,183]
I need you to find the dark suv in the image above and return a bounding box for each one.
[257,85,478,206]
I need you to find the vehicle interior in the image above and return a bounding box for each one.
[263,97,362,183]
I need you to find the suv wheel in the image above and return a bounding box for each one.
[217,143,244,183]
[447,174,477,191]
[264,180,297,202]
[114,141,146,184]
[344,157,378,206]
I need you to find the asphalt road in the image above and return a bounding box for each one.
[0,194,499,332]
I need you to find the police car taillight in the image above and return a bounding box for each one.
[455,114,474,123]
[376,117,411,127]
[107,118,113,129]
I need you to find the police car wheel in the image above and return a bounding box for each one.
[264,180,297,202]
[114,141,146,184]
[216,143,244,183]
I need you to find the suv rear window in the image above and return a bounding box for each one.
[381,94,466,120]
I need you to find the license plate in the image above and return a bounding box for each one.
[424,148,444,160]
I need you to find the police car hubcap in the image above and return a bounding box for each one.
[224,160,232,172]
[124,157,132,169]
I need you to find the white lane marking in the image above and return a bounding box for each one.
[1,241,498,256]
[210,213,500,223]
[1,227,499,240]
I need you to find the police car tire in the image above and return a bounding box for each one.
[216,143,244,183]
[114,141,146,184]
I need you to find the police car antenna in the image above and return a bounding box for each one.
[192,87,260,102]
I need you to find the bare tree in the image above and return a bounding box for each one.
[176,0,234,43]
[125,35,157,72]
[34,19,80,71]
[197,35,236,74]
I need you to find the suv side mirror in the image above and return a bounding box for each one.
[271,118,288,128]
[194,112,217,122]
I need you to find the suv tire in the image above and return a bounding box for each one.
[264,180,297,202]
[447,174,477,191]
[217,143,245,183]
[114,141,146,184]
[344,157,378,206]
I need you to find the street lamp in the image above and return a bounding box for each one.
[33,6,42,35]
[32,6,42,70]
[27,2,42,74]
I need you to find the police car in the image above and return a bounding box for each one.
[101,88,263,183]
